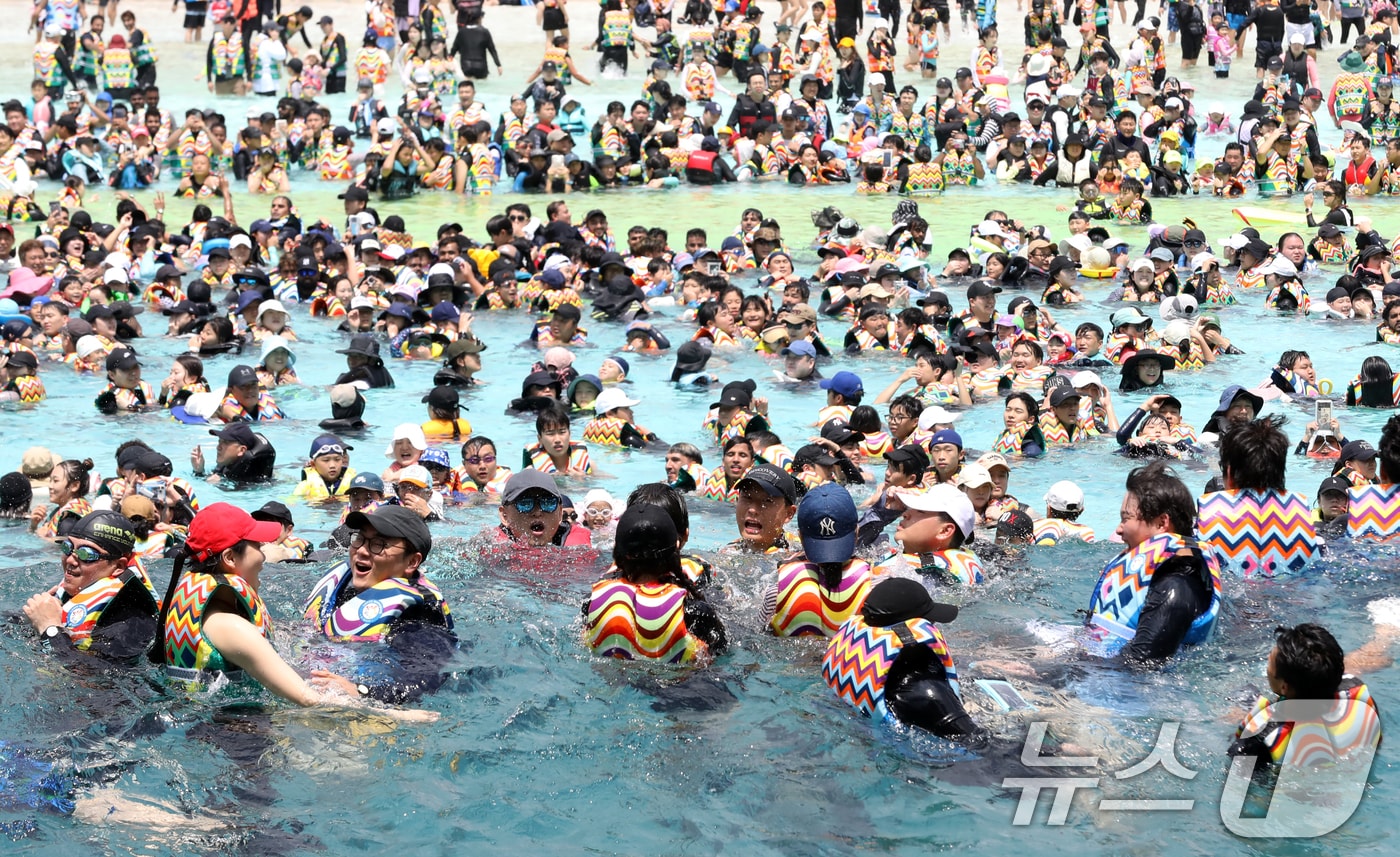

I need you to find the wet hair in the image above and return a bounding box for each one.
[1360,355,1393,384]
[848,405,881,434]
[667,442,704,464]
[722,435,755,457]
[1004,391,1039,419]
[1124,461,1195,536]
[461,435,496,459]
[1272,624,1345,699]
[626,482,690,540]
[1278,350,1309,371]
[535,402,572,434]
[1076,321,1105,340]
[695,300,722,328]
[1219,415,1290,492]
[55,458,94,497]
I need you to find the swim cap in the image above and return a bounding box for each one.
[69,510,138,557]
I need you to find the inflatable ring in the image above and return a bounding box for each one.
[1080,268,1119,279]
[1320,379,1334,395]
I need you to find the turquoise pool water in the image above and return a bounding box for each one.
[5,4,1400,854]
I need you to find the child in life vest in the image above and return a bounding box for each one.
[878,484,986,585]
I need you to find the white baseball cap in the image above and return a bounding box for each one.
[1070,370,1103,390]
[956,463,993,489]
[397,464,432,488]
[1220,233,1251,250]
[229,234,253,250]
[976,220,1008,239]
[899,484,976,539]
[1044,480,1085,513]
[917,406,962,431]
[1190,252,1218,271]
[103,267,130,284]
[594,387,641,413]
[350,296,377,311]
[1258,255,1299,277]
[376,118,396,135]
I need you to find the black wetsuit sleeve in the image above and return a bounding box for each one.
[1121,556,1209,666]
[48,580,159,664]
[685,596,727,655]
[714,157,738,182]
[1116,406,1148,445]
[884,646,985,739]
[362,621,458,705]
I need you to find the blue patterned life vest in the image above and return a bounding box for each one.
[302,561,454,642]
[1084,532,1222,656]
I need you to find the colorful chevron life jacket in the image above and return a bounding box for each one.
[6,374,45,403]
[584,578,705,663]
[1085,532,1222,654]
[601,10,632,47]
[582,415,632,446]
[903,160,943,195]
[303,561,453,642]
[34,44,62,86]
[163,571,271,688]
[103,47,135,88]
[1197,488,1319,578]
[823,616,958,723]
[768,555,872,638]
[1346,483,1400,540]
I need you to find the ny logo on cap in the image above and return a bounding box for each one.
[819,516,836,536]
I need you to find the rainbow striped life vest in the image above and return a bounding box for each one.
[584,578,705,663]
[1236,680,1381,766]
[62,566,157,649]
[163,571,271,688]
[768,555,872,638]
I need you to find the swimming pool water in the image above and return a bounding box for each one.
[6,3,1400,854]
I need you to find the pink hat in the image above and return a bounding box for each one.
[0,268,55,301]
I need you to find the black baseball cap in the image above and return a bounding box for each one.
[861,577,958,626]
[883,444,931,474]
[105,346,141,372]
[793,443,838,468]
[736,463,798,505]
[967,279,1002,299]
[210,422,257,446]
[1318,476,1351,497]
[251,500,294,526]
[421,385,462,410]
[338,186,369,202]
[346,503,433,557]
[820,418,863,446]
[227,364,260,388]
[1341,440,1378,462]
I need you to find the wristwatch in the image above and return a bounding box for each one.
[42,625,61,640]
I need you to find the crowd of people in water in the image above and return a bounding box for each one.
[3,0,1399,824]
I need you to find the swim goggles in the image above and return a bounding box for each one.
[60,540,112,564]
[513,495,561,514]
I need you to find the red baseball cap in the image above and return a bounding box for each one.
[186,502,284,561]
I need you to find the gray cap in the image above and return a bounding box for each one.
[501,469,564,503]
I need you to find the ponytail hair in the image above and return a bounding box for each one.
[58,458,95,498]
